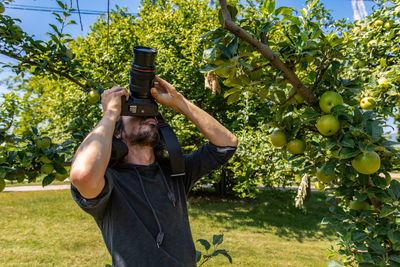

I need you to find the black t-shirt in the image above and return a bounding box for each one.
[71,142,236,267]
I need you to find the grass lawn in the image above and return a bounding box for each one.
[0,189,340,266]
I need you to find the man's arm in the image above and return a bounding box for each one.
[69,87,129,199]
[151,77,238,147]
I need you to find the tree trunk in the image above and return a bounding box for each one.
[305,177,312,200]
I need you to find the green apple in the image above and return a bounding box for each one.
[41,164,54,175]
[349,200,371,211]
[37,137,51,150]
[88,90,100,104]
[360,97,376,110]
[373,19,383,27]
[315,181,325,191]
[378,77,389,88]
[55,171,69,182]
[352,151,381,175]
[316,115,340,136]
[319,91,343,113]
[288,87,304,104]
[287,139,306,155]
[316,167,335,183]
[0,3,5,14]
[270,130,287,148]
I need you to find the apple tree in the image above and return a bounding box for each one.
[201,0,400,265]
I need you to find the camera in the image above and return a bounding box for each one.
[121,46,158,116]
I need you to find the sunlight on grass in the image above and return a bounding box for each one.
[0,189,339,266]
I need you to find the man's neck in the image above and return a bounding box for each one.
[123,145,155,166]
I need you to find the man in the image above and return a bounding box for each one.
[70,76,238,267]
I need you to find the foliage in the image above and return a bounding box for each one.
[200,0,400,265]
[196,234,232,266]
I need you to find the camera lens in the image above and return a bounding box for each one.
[130,46,158,99]
[132,46,157,69]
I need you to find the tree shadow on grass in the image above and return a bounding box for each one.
[188,189,341,243]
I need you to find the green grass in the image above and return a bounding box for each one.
[0,189,340,266]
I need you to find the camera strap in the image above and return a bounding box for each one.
[156,113,185,177]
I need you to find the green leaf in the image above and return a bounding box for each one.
[309,0,319,10]
[7,151,18,163]
[216,44,233,59]
[351,231,368,242]
[341,138,355,148]
[200,28,225,41]
[227,93,240,105]
[388,180,400,200]
[323,161,336,175]
[366,120,383,141]
[275,6,295,16]
[212,234,223,245]
[224,87,241,98]
[56,0,66,10]
[273,90,286,103]
[211,249,232,263]
[226,38,239,57]
[197,239,211,251]
[340,148,360,159]
[353,107,363,124]
[203,47,216,63]
[302,109,319,118]
[366,239,386,255]
[200,64,218,73]
[261,0,275,15]
[196,251,202,263]
[31,127,38,136]
[42,174,55,187]
[379,205,396,218]
[389,255,400,264]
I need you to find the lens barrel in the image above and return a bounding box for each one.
[130,46,158,99]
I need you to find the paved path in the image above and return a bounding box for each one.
[4,184,70,192]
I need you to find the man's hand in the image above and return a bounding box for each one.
[151,76,184,111]
[101,86,129,121]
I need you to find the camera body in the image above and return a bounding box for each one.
[121,46,158,116]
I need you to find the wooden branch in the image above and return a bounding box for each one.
[0,50,87,91]
[219,0,317,108]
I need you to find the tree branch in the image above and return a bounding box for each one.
[219,0,317,108]
[0,50,87,91]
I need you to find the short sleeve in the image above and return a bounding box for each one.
[70,172,114,221]
[183,142,236,193]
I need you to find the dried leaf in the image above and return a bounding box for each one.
[205,71,221,95]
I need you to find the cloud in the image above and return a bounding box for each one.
[352,0,367,21]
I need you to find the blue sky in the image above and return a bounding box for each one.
[1,0,396,139]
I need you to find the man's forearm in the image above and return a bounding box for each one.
[70,111,118,197]
[174,96,238,147]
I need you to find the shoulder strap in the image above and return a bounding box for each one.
[156,113,185,177]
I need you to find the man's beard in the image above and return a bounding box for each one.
[125,122,160,147]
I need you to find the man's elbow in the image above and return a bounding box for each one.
[230,135,239,147]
